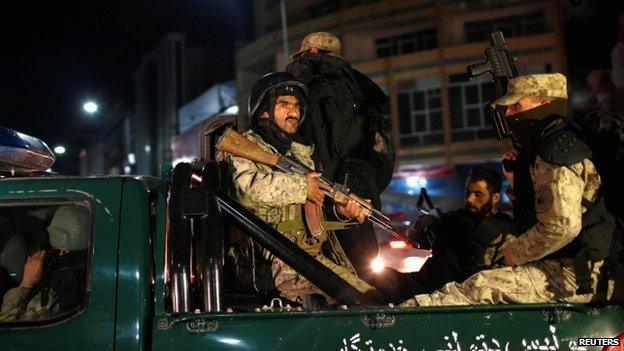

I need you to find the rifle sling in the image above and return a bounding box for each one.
[277,219,355,232]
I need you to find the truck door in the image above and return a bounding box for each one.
[0,178,123,350]
[151,162,624,350]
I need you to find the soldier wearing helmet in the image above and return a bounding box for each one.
[220,72,380,307]
[0,205,90,321]
[287,32,394,281]
[247,71,309,155]
[402,73,612,307]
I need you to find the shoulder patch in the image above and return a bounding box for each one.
[538,129,591,166]
[535,185,554,213]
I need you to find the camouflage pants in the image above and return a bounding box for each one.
[272,254,376,305]
[400,259,602,307]
[0,287,61,321]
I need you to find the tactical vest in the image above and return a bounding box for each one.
[514,120,615,294]
[228,204,357,294]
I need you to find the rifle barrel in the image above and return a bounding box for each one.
[368,215,415,246]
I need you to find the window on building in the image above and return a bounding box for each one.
[306,0,339,19]
[375,28,438,58]
[397,77,443,147]
[464,11,547,43]
[520,62,554,75]
[376,84,391,123]
[448,73,497,142]
[266,0,281,9]
[346,0,384,6]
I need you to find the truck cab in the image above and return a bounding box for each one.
[0,125,622,350]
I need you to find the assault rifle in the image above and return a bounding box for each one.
[216,128,414,245]
[416,187,440,217]
[467,31,519,146]
[407,187,443,250]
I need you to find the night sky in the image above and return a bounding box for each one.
[1,0,252,166]
[565,1,624,72]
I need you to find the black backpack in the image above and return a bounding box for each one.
[574,111,624,301]
[287,55,395,204]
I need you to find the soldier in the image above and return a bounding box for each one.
[0,205,90,321]
[286,32,394,280]
[415,166,514,292]
[221,72,379,306]
[401,73,612,306]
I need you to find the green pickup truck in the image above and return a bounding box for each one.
[0,125,622,351]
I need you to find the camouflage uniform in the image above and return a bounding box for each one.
[402,156,602,306]
[222,130,375,303]
[402,74,605,307]
[293,31,342,58]
[492,73,567,106]
[0,287,60,321]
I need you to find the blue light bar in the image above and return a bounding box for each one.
[0,126,55,174]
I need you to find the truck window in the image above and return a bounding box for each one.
[0,203,91,325]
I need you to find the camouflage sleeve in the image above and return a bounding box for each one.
[230,154,308,207]
[504,156,585,265]
[0,287,30,321]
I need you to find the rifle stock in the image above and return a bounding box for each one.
[216,128,281,167]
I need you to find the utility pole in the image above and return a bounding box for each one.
[280,0,289,64]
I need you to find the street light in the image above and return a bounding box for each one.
[54,145,66,155]
[83,101,99,114]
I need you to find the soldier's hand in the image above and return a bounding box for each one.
[336,199,368,223]
[407,214,437,249]
[502,247,517,267]
[21,250,46,289]
[502,147,518,184]
[306,172,332,206]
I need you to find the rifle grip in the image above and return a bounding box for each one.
[304,201,324,237]
[347,193,373,216]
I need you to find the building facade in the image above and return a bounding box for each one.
[132,33,187,175]
[132,33,237,175]
[235,0,566,171]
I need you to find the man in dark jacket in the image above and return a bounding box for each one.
[286,32,395,279]
[415,166,513,292]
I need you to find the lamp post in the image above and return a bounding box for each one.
[53,145,66,155]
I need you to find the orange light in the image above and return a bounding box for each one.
[371,256,385,273]
[602,332,624,351]
[389,240,407,249]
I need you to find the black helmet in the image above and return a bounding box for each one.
[248,72,308,123]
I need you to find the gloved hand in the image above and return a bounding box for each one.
[406,214,437,249]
